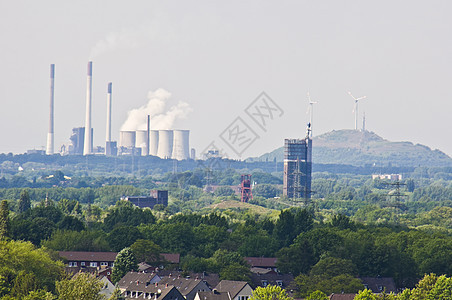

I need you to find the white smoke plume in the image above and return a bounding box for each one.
[89,28,141,60]
[120,88,192,131]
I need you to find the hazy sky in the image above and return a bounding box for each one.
[1,1,451,159]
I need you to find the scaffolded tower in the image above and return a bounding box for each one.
[283,133,312,200]
[241,174,253,203]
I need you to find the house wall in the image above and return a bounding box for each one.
[234,285,253,300]
[185,281,211,300]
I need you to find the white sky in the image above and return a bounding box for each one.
[1,1,451,159]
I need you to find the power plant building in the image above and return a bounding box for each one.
[124,190,168,209]
[69,127,92,155]
[283,137,312,199]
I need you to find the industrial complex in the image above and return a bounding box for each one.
[45,62,192,160]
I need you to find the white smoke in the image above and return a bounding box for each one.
[89,28,141,60]
[120,88,192,131]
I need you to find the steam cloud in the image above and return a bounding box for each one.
[121,88,192,131]
[89,28,141,59]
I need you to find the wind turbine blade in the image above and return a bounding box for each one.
[356,96,367,101]
[347,91,357,100]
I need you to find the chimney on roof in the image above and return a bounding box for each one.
[213,289,219,294]
[165,283,168,288]
[155,283,158,287]
[169,273,172,278]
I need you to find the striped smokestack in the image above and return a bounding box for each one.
[46,64,55,155]
[83,61,93,155]
[106,82,112,143]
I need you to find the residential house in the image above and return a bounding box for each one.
[99,276,116,299]
[158,275,211,300]
[244,257,278,272]
[118,272,178,299]
[158,271,220,289]
[117,271,161,292]
[195,290,231,300]
[59,251,179,269]
[214,280,253,300]
[360,277,397,294]
[249,272,294,289]
[58,251,117,268]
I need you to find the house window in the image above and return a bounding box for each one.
[69,262,77,267]
[238,296,249,300]
[100,262,108,267]
[261,280,268,287]
[90,262,98,267]
[276,281,283,287]
[378,285,383,291]
[80,262,85,266]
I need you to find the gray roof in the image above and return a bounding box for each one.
[117,272,160,290]
[197,291,231,300]
[158,276,210,296]
[249,273,294,289]
[214,280,249,298]
[360,277,397,293]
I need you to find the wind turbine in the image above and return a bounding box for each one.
[306,92,317,137]
[347,91,366,130]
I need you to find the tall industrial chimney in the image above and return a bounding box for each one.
[83,61,93,155]
[106,82,112,143]
[46,64,55,155]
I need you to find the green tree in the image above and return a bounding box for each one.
[250,285,293,300]
[0,200,9,239]
[107,226,143,252]
[306,290,328,300]
[0,239,64,293]
[18,190,31,213]
[354,289,377,300]
[219,263,251,282]
[130,239,162,264]
[56,272,105,300]
[111,247,138,284]
[10,271,37,298]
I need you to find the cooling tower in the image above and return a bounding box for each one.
[83,61,93,155]
[150,130,159,156]
[119,131,136,148]
[157,130,173,159]
[135,130,148,156]
[46,64,55,155]
[172,130,190,160]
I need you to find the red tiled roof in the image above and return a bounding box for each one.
[161,253,180,264]
[59,251,118,262]
[244,257,277,268]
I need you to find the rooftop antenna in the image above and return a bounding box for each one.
[306,92,317,137]
[347,91,366,130]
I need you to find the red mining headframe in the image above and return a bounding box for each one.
[241,174,252,203]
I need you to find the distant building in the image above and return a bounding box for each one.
[372,174,402,181]
[105,141,117,156]
[68,127,92,155]
[360,277,397,294]
[26,149,45,155]
[283,137,312,199]
[124,190,168,209]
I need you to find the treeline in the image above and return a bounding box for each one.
[3,197,451,292]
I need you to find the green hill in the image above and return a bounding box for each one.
[248,129,452,167]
